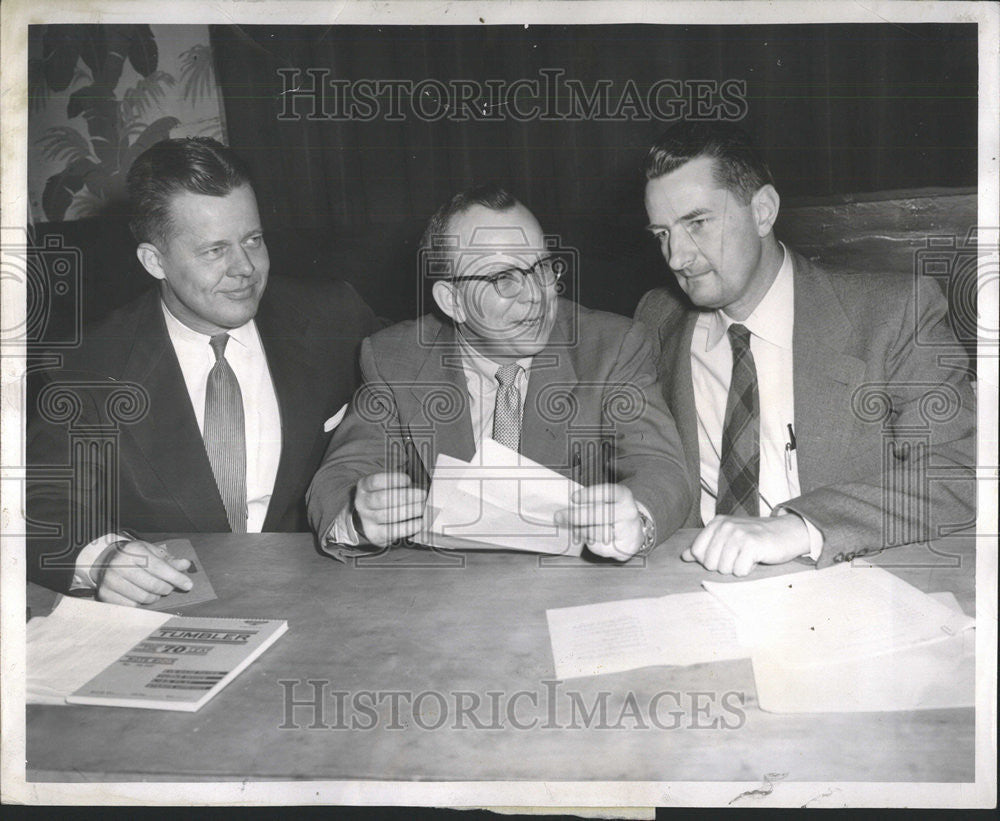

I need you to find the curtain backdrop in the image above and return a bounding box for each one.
[209,23,976,318]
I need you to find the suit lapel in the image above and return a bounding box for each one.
[521,308,579,471]
[658,305,702,513]
[411,321,476,464]
[255,292,324,529]
[790,251,867,490]
[120,293,229,530]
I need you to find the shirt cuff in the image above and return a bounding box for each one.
[325,503,362,549]
[70,532,131,590]
[774,508,824,561]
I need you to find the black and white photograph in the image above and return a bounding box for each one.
[1,0,996,812]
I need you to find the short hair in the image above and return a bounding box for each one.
[643,121,774,204]
[126,137,254,246]
[420,184,519,252]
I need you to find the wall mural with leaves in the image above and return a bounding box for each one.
[28,24,227,223]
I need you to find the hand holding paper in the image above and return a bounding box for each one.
[555,483,644,561]
[354,471,428,546]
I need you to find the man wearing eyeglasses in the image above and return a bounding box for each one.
[307,185,691,560]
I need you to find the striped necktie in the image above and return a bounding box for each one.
[493,363,523,451]
[204,333,248,532]
[716,323,760,517]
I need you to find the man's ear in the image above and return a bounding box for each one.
[136,243,166,281]
[751,184,780,238]
[432,280,465,323]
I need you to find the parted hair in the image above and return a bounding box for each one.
[644,121,774,204]
[127,137,253,246]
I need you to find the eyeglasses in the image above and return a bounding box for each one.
[452,255,565,298]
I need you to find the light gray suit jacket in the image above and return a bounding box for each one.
[307,299,693,548]
[635,247,976,567]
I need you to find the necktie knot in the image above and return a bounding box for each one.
[727,323,752,353]
[495,363,522,388]
[210,333,230,361]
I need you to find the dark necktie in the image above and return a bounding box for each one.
[493,363,523,451]
[204,333,248,532]
[716,323,760,517]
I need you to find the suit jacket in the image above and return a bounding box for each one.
[307,300,692,547]
[27,276,380,591]
[635,247,977,567]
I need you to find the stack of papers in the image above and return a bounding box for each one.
[545,562,975,713]
[703,563,975,713]
[419,439,583,556]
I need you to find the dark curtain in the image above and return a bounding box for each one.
[210,23,977,318]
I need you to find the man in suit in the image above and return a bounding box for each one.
[635,121,976,576]
[27,137,379,604]
[307,185,691,559]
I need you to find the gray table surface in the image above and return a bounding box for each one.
[26,529,976,782]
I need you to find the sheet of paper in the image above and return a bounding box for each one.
[27,596,170,705]
[546,591,746,679]
[702,562,975,667]
[420,443,583,556]
[751,591,975,713]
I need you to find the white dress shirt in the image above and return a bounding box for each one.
[73,301,282,586]
[691,244,822,558]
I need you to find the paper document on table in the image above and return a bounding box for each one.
[27,596,170,705]
[418,439,583,556]
[751,591,975,713]
[703,563,975,668]
[546,591,746,679]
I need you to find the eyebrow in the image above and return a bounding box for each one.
[194,229,262,251]
[645,207,712,232]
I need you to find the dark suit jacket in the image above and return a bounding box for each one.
[307,300,692,547]
[635,247,977,567]
[27,276,380,591]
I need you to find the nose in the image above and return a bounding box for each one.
[667,227,698,272]
[516,270,543,303]
[228,245,254,279]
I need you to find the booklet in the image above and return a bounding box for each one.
[63,612,287,712]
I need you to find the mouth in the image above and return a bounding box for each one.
[678,270,713,282]
[220,284,257,300]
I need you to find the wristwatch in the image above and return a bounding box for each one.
[636,511,657,557]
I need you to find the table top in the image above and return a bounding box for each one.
[26,530,976,783]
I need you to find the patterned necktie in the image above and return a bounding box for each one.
[204,333,248,533]
[493,363,523,451]
[716,323,760,517]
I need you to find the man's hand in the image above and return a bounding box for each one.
[94,540,193,607]
[354,472,428,547]
[555,483,644,561]
[682,514,810,576]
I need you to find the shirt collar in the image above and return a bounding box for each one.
[704,242,794,351]
[161,299,256,352]
[455,329,533,384]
